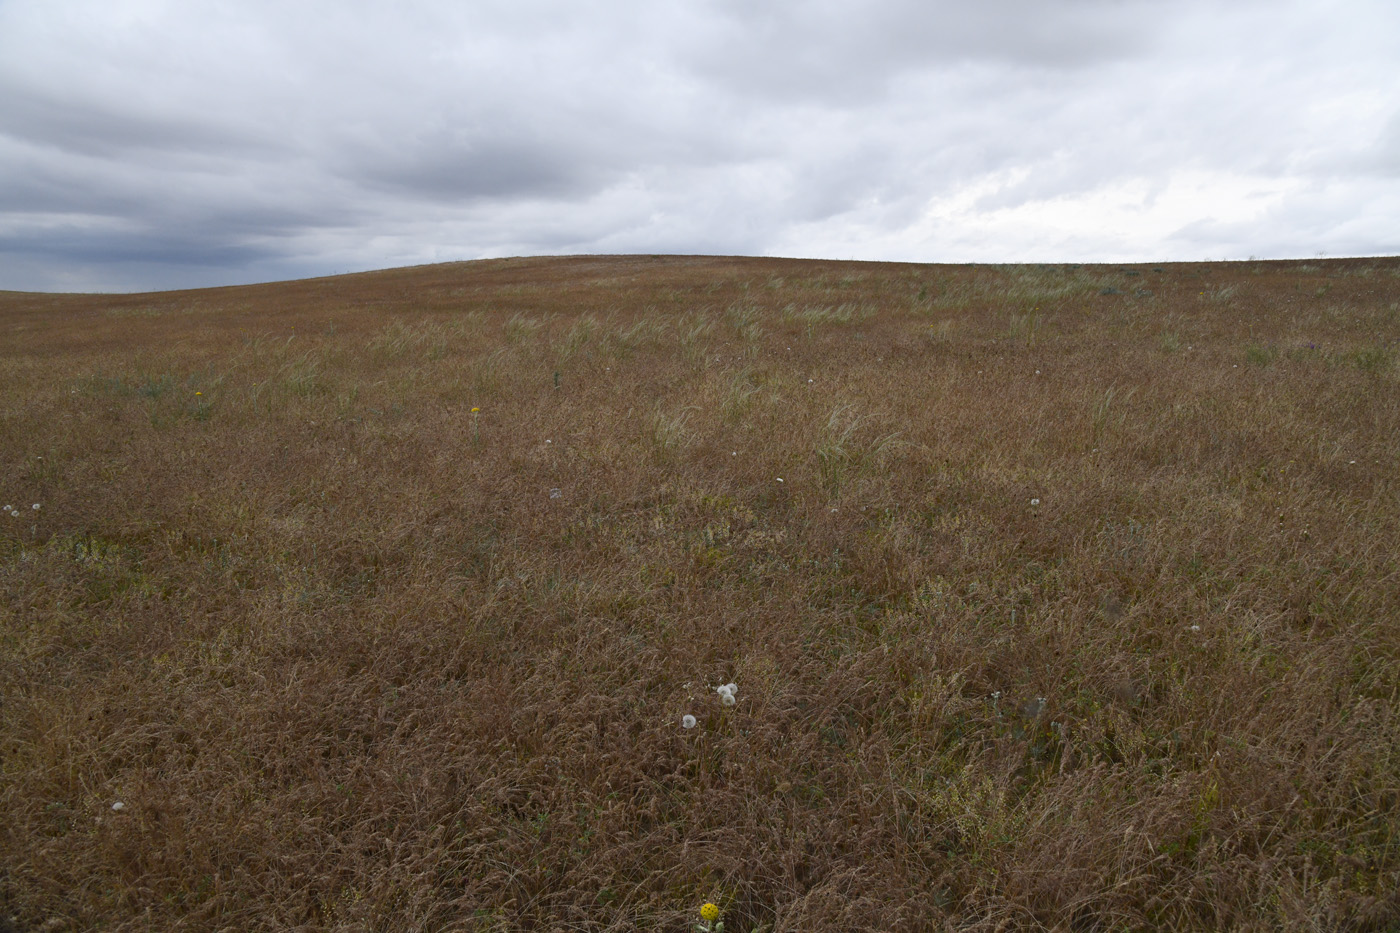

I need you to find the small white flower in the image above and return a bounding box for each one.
[545,439,552,444]
[1030,498,1040,506]
[1035,370,1041,375]
[111,801,124,811]
[682,714,696,729]
[32,503,40,510]
[1190,625,1201,632]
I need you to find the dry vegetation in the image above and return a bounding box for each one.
[2,254,1399,931]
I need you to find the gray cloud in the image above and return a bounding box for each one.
[1,0,1397,291]
[683,0,1158,104]
[349,132,608,203]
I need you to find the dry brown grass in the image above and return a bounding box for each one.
[1,254,1398,931]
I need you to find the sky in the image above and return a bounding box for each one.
[1,0,1398,293]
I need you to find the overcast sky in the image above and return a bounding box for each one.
[2,0,1397,292]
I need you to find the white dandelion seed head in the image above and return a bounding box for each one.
[682,714,696,729]
[725,683,737,695]
[1030,498,1040,506]
[32,503,40,510]
[1190,625,1201,632]
[720,692,736,707]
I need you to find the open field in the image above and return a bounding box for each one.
[2,254,1399,931]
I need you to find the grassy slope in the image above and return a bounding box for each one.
[1,255,1398,931]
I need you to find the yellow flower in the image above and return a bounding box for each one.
[700,903,721,922]
[471,407,480,413]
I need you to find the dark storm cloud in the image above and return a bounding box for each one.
[0,0,1396,291]
[346,129,617,203]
